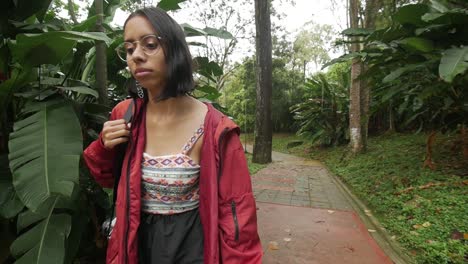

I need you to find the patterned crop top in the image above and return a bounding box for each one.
[141,124,204,215]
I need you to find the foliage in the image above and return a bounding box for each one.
[293,23,336,75]
[223,56,305,132]
[291,62,350,147]
[331,0,468,133]
[0,0,231,262]
[306,132,468,264]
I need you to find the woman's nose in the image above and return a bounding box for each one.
[131,45,146,62]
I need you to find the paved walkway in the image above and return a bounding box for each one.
[246,146,393,264]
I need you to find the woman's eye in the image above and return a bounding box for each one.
[145,43,158,50]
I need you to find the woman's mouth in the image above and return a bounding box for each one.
[135,68,153,77]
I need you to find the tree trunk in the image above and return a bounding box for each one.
[95,0,108,105]
[388,100,395,132]
[67,0,78,24]
[252,0,272,164]
[349,0,362,153]
[360,0,383,149]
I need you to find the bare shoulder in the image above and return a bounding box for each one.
[189,96,208,117]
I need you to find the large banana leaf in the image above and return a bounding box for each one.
[439,46,468,82]
[10,197,71,264]
[8,100,82,211]
[9,31,111,67]
[0,155,24,218]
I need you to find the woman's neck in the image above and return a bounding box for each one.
[146,94,191,121]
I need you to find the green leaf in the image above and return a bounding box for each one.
[0,66,35,108]
[203,27,233,39]
[57,86,99,98]
[196,85,221,96]
[8,100,82,211]
[383,64,425,83]
[0,154,24,218]
[194,57,223,80]
[422,10,468,25]
[12,0,53,21]
[71,15,98,32]
[182,23,207,37]
[341,28,375,37]
[157,0,188,11]
[187,41,207,48]
[429,0,449,13]
[393,4,430,26]
[398,37,434,53]
[10,197,71,264]
[439,46,468,83]
[10,31,111,66]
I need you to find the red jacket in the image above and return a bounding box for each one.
[83,99,262,264]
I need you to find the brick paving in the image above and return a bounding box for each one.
[245,146,393,264]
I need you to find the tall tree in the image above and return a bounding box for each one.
[360,0,383,148]
[253,0,272,164]
[95,0,108,105]
[348,0,363,153]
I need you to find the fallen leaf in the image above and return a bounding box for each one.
[410,231,419,236]
[368,229,376,233]
[413,224,422,229]
[391,235,396,240]
[327,210,335,214]
[268,241,279,250]
[345,246,355,252]
[450,230,463,240]
[283,237,292,242]
[364,209,371,213]
[422,222,431,228]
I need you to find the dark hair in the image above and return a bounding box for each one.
[124,7,194,100]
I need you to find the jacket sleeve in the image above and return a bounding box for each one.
[218,130,263,264]
[82,108,119,189]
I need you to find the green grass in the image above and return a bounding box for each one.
[245,153,267,175]
[280,132,467,264]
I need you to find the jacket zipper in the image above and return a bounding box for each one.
[217,127,240,242]
[123,101,137,264]
[231,200,240,242]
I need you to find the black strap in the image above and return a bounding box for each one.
[112,99,134,204]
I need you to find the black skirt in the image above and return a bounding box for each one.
[138,208,204,264]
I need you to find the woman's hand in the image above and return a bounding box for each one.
[101,119,131,149]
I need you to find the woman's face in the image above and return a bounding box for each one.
[124,15,167,94]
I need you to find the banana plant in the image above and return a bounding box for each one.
[328,0,468,133]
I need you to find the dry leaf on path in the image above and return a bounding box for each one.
[368,229,376,233]
[327,210,335,214]
[283,237,292,242]
[268,241,279,250]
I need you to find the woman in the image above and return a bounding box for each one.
[83,7,262,264]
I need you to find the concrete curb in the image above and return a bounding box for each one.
[327,169,415,264]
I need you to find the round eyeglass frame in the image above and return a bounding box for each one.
[115,35,163,62]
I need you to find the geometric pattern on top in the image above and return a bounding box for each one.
[141,124,204,215]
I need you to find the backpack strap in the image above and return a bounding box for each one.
[112,98,135,203]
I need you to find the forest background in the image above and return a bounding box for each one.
[0,0,467,263]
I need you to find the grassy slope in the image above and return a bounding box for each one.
[270,132,467,264]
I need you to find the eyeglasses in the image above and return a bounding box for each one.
[116,35,163,62]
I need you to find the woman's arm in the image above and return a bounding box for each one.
[83,101,131,188]
[218,130,263,263]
